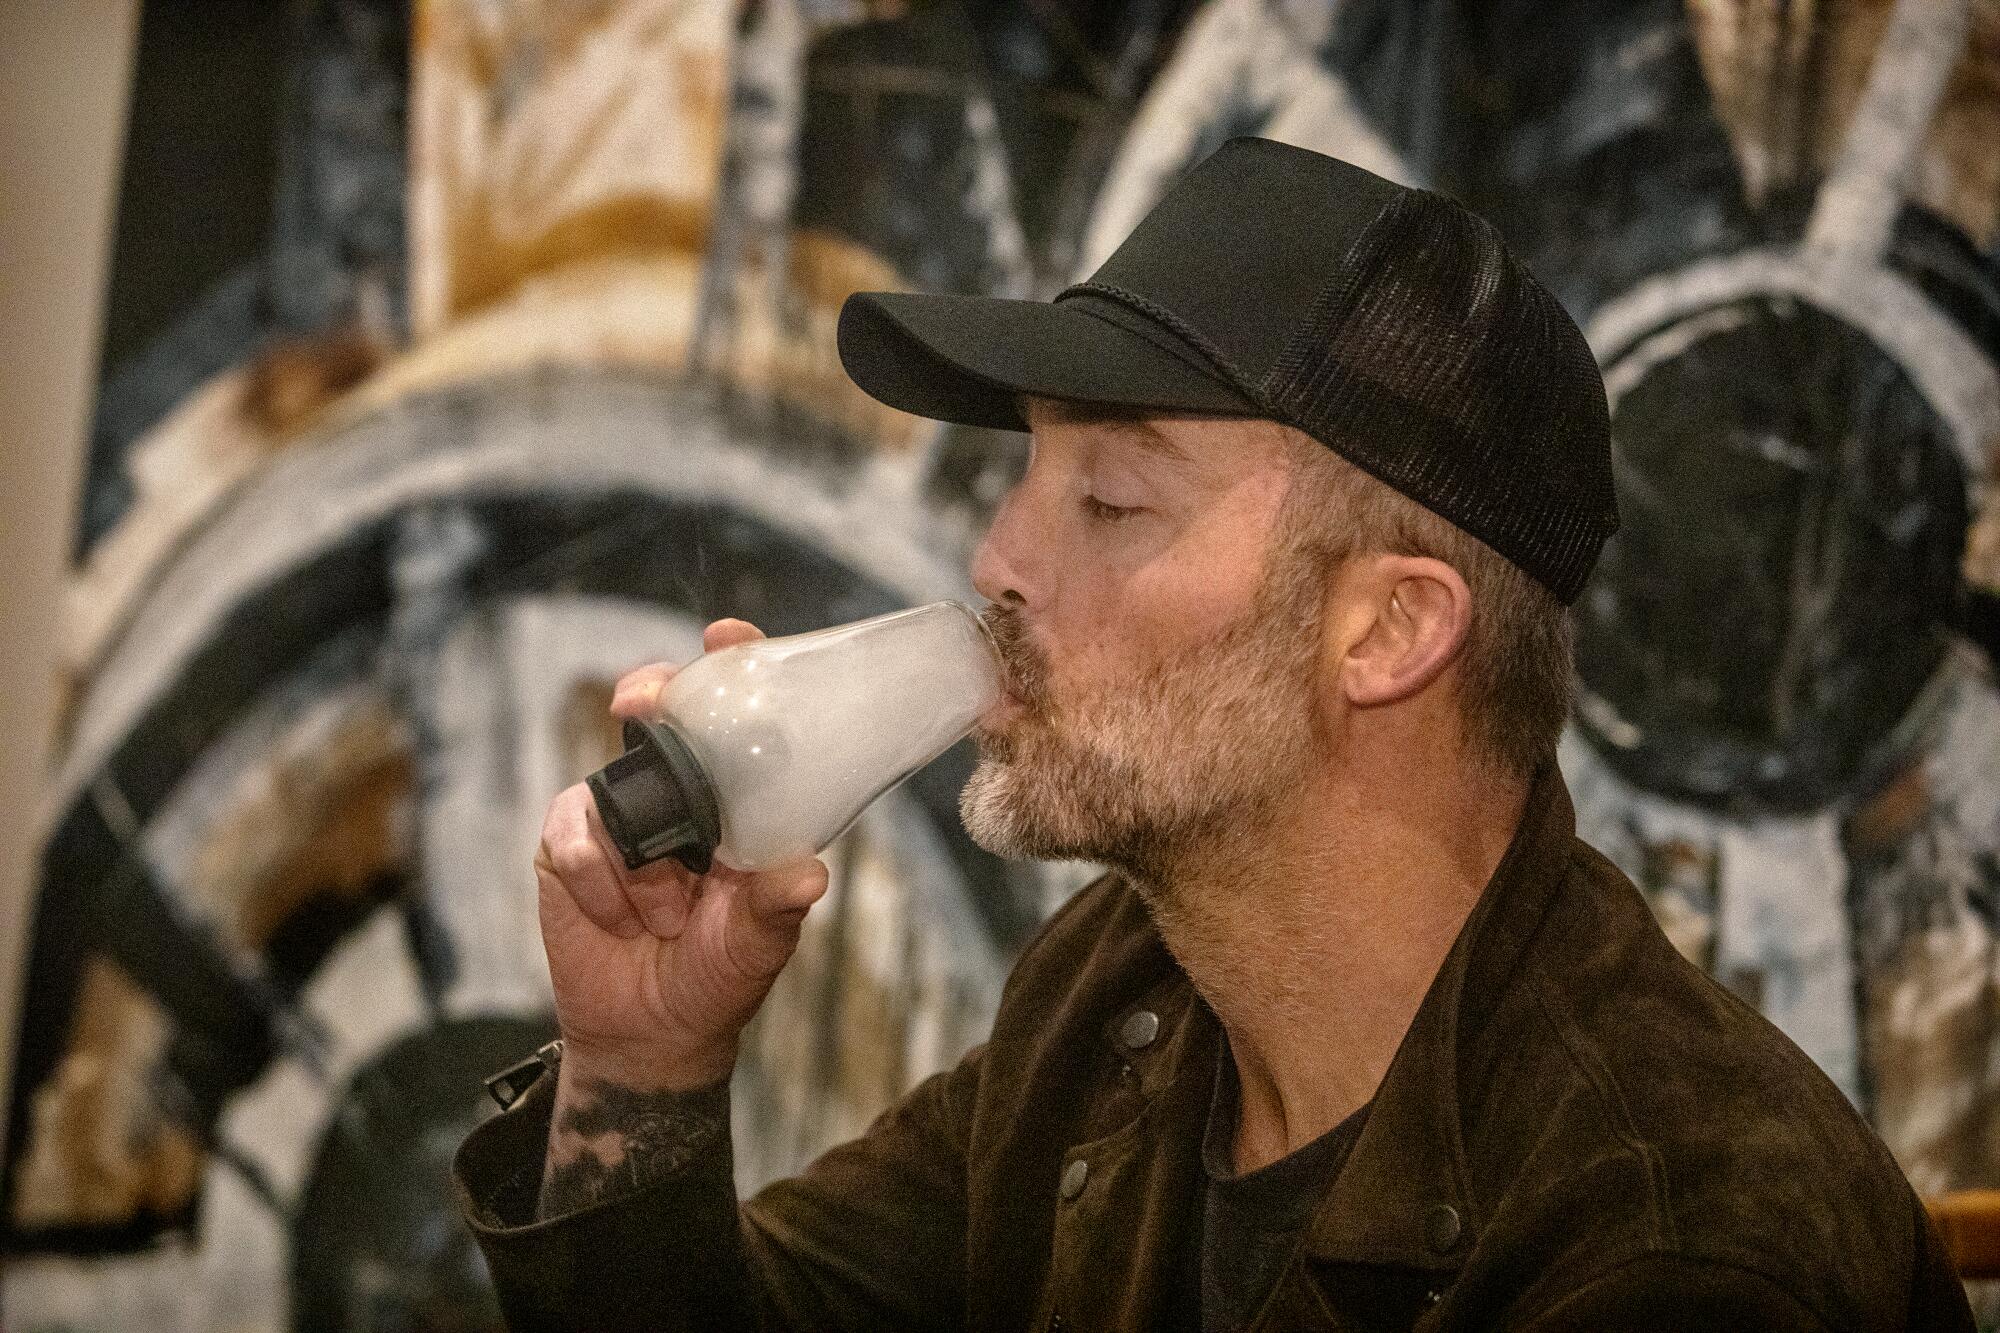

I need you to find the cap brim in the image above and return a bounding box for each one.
[837,291,1259,432]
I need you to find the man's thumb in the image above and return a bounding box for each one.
[747,856,831,921]
[718,857,830,980]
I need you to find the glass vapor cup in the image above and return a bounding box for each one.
[585,600,1002,873]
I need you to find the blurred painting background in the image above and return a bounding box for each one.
[3,0,2000,1328]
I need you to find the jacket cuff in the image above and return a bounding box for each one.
[453,1072,749,1332]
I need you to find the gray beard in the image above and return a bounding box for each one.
[960,564,1326,892]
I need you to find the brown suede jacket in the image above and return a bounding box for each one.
[455,763,1974,1331]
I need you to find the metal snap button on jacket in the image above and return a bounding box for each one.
[1423,1203,1463,1254]
[1118,1008,1160,1050]
[1059,1159,1090,1201]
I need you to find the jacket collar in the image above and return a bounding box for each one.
[1100,760,1581,1273]
[1302,759,1579,1271]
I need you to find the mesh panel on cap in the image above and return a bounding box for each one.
[1259,189,1618,604]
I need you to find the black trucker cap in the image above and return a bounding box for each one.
[836,137,1619,605]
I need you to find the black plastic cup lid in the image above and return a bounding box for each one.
[584,719,722,874]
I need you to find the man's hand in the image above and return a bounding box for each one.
[531,618,829,1217]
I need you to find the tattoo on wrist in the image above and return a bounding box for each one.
[537,1074,730,1221]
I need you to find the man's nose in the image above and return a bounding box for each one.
[971,486,1044,610]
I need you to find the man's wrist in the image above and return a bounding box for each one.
[555,1030,740,1094]
[537,1057,734,1222]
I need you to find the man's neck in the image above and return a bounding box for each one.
[1139,737,1530,1176]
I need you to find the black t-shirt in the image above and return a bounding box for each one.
[1196,1046,1372,1333]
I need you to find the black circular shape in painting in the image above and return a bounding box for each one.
[289,1011,556,1333]
[1575,294,1968,814]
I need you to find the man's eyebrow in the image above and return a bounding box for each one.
[1020,396,1193,464]
[1099,417,1192,463]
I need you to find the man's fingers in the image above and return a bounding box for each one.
[609,620,764,720]
[745,856,831,923]
[703,618,765,651]
[712,857,829,983]
[610,663,677,720]
[584,798,698,939]
[539,787,644,938]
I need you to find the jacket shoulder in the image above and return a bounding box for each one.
[1466,838,1939,1330]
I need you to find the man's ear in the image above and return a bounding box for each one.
[1332,555,1472,709]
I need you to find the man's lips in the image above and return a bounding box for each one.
[978,687,1028,733]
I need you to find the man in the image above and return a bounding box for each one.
[454,139,1973,1331]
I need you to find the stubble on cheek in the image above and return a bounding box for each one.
[959,608,1132,860]
[961,709,1134,862]
[960,627,1253,867]
[958,556,1328,876]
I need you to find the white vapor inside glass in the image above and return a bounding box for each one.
[658,601,1001,870]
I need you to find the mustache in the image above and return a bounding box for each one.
[979,604,1053,710]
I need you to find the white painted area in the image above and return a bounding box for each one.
[1925,647,2000,849]
[198,908,431,1329]
[1804,0,1973,264]
[691,0,806,367]
[408,0,738,335]
[1715,812,1860,1099]
[733,0,806,235]
[3,1244,198,1333]
[217,908,431,1207]
[140,657,391,967]
[1560,729,1861,1102]
[963,92,1034,299]
[502,594,708,828]
[1588,248,1999,495]
[1878,904,1991,1190]
[1562,726,1695,886]
[305,899,434,1046]
[1597,303,1753,407]
[1,909,434,1333]
[1567,643,2000,1168]
[417,606,549,1018]
[190,1164,289,1333]
[1079,0,1411,278]
[1869,649,2000,1190]
[48,374,975,840]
